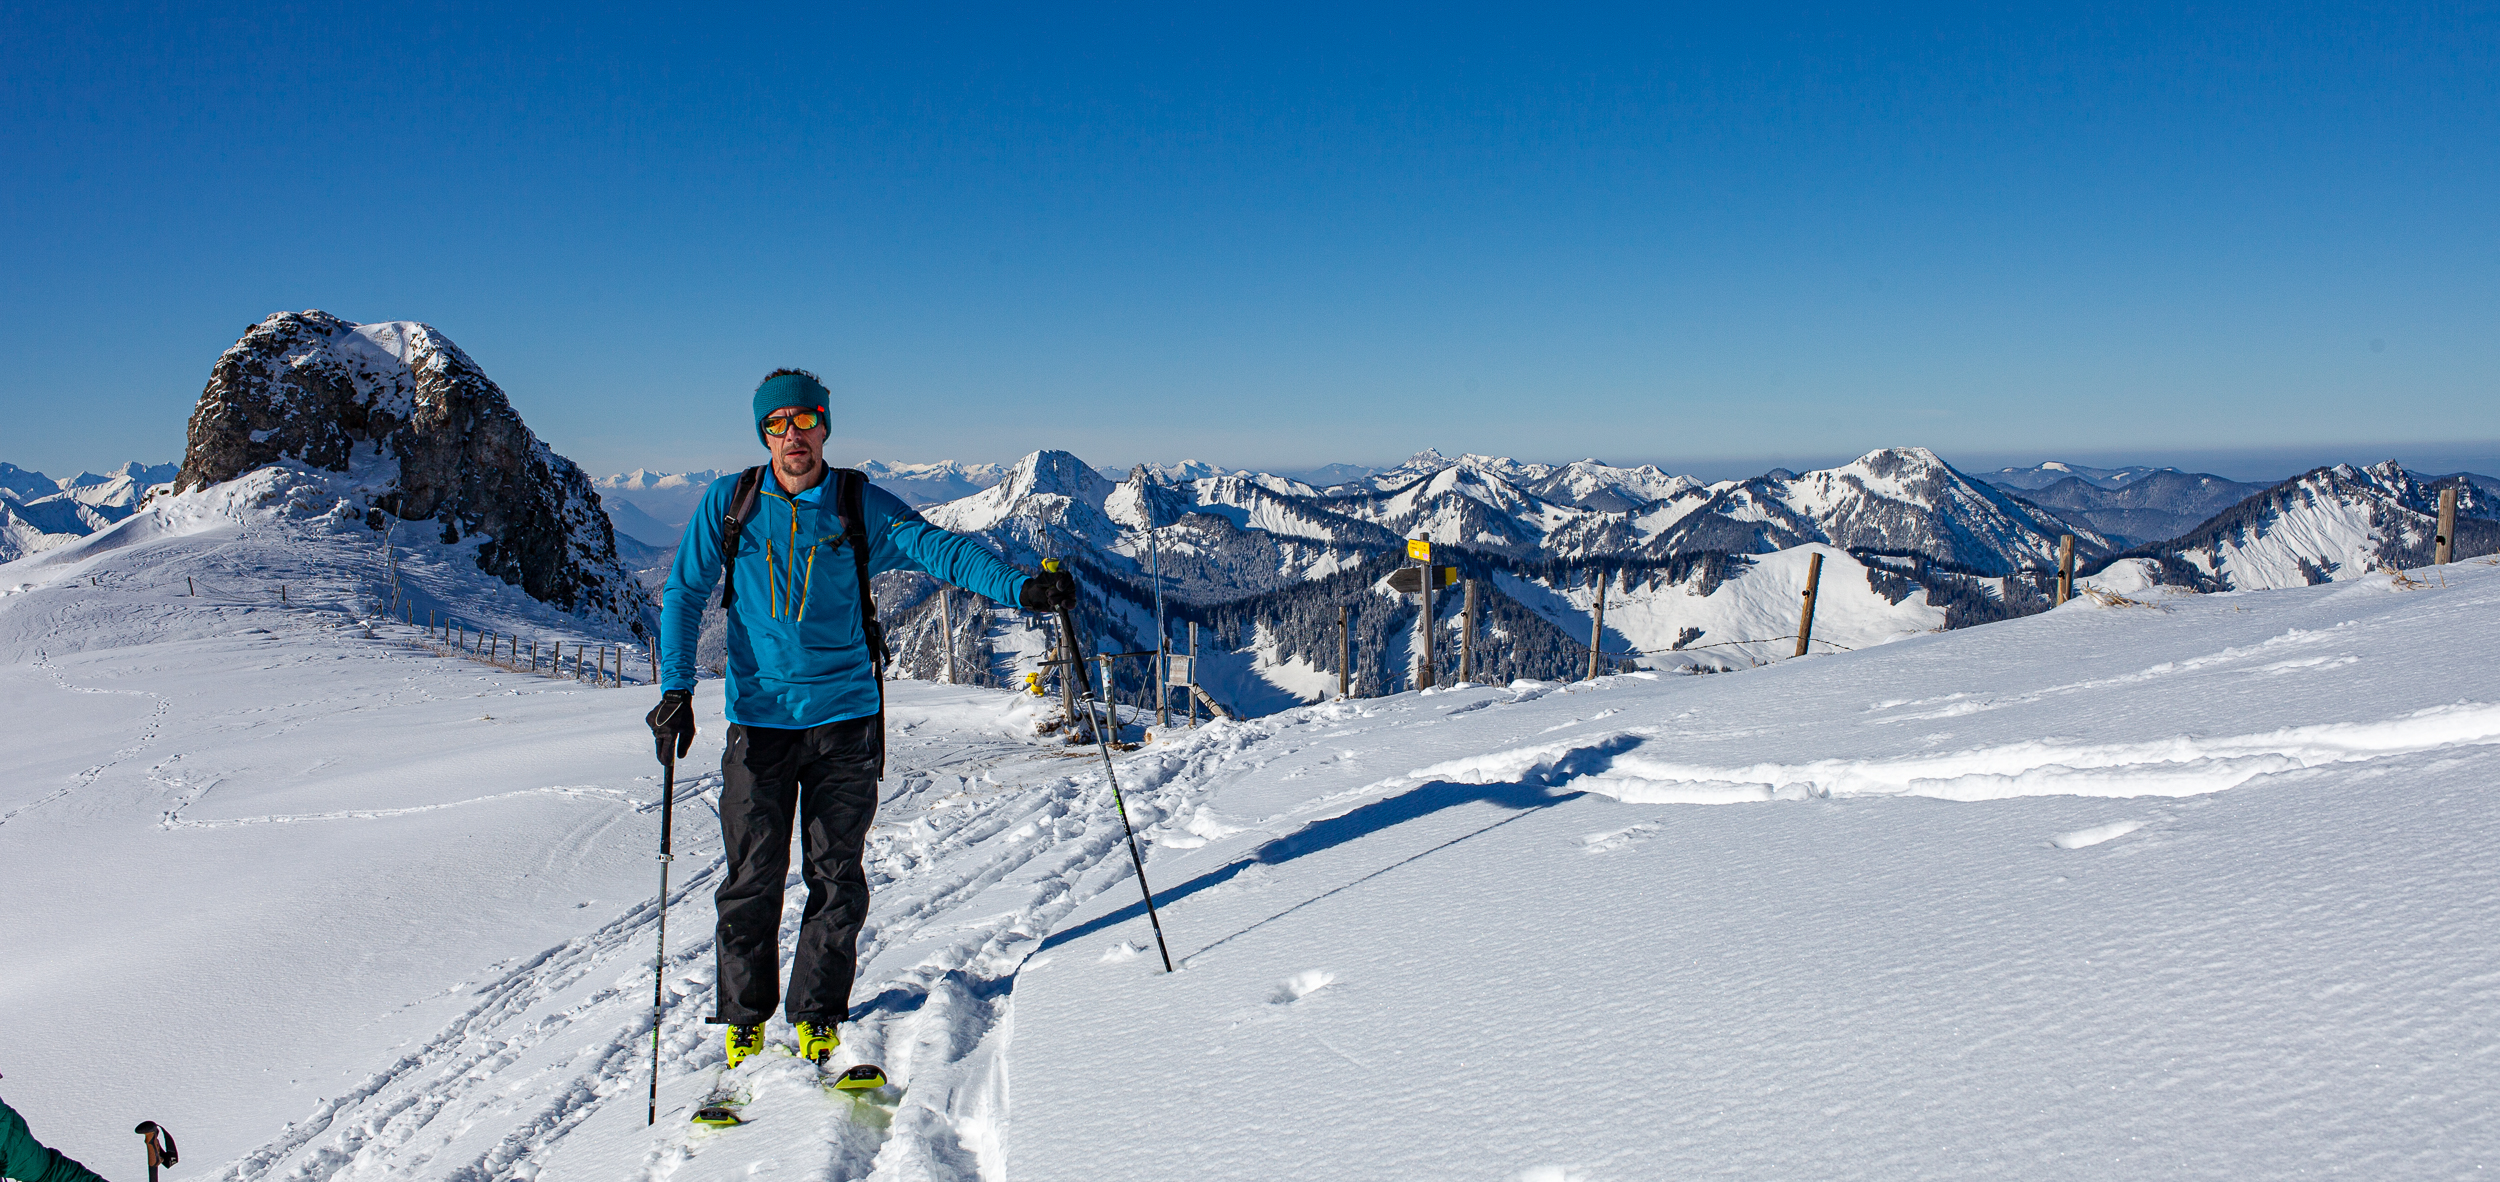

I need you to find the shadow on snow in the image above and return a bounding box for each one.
[1036,733,1643,960]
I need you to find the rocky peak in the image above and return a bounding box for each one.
[178,310,646,630]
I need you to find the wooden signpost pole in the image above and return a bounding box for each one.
[1417,543,1435,690]
[2435,487,2458,566]
[1338,605,1350,699]
[1586,571,1607,681]
[1794,552,1824,659]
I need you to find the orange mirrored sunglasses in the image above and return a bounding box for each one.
[762,409,824,436]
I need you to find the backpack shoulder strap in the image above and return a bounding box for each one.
[834,468,887,672]
[717,465,767,609]
[836,467,890,779]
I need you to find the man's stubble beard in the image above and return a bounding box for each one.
[777,447,824,482]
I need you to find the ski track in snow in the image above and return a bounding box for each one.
[206,714,1277,1181]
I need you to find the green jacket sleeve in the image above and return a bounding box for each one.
[0,1098,110,1182]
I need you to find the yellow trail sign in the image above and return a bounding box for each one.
[1407,539,1433,562]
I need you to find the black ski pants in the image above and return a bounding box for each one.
[712,716,880,1027]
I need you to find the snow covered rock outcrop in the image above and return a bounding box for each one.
[2114,461,2499,590]
[176,310,647,629]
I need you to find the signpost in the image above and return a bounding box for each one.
[1408,540,1436,689]
[1386,565,1459,594]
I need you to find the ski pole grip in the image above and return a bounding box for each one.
[136,1121,179,1176]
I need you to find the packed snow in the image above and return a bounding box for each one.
[5,461,2498,1180]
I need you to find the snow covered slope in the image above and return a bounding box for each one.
[2117,461,2499,589]
[7,476,2496,1180]
[1495,543,1946,669]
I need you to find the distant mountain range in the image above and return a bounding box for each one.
[573,446,2499,711]
[1991,470,2271,547]
[0,461,181,561]
[21,333,2497,721]
[1985,461,2189,490]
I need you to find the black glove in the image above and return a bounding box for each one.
[646,689,694,764]
[1020,567,1077,612]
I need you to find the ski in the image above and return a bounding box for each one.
[687,1062,888,1128]
[690,1070,748,1128]
[825,1062,889,1094]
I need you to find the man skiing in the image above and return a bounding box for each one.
[646,368,1073,1074]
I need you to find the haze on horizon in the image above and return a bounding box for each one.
[4,6,2494,481]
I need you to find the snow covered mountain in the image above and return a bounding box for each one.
[176,310,649,630]
[1986,460,2184,489]
[2000,469,2269,546]
[2098,461,2499,590]
[857,459,1012,507]
[0,461,181,560]
[591,469,729,547]
[874,446,2102,710]
[1622,447,2108,573]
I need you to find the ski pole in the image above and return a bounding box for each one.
[134,1121,178,1182]
[647,749,676,1125]
[1046,561,1175,973]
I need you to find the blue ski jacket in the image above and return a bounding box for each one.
[659,470,1030,730]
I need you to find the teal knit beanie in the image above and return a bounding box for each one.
[753,372,831,444]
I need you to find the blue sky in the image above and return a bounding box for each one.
[4,4,2494,481]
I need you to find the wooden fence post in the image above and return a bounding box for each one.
[1586,570,1609,680]
[2056,534,2076,606]
[1793,551,1824,658]
[1337,605,1350,700]
[938,587,957,685]
[1461,579,1478,684]
[2435,486,2458,565]
[648,644,658,685]
[1189,622,1201,727]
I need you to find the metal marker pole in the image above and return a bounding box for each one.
[1048,560,1174,972]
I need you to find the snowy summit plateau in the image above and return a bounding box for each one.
[1,310,2497,1181]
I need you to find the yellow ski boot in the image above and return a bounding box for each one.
[724,1023,765,1070]
[794,1020,839,1066]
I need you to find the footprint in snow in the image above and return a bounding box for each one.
[1269,970,1334,1005]
[2049,819,2143,850]
[1581,822,1661,854]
